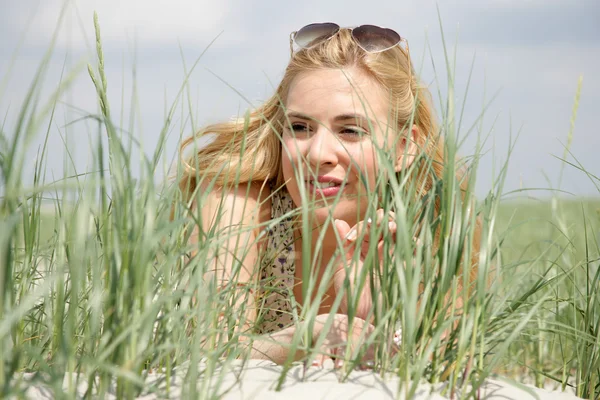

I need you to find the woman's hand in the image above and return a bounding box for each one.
[311,313,376,368]
[332,209,398,320]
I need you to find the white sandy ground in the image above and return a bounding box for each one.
[19,360,584,399]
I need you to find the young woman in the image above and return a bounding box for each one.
[178,23,480,367]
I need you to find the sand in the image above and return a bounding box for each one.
[19,360,583,399]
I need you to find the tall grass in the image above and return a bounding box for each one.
[1,11,598,400]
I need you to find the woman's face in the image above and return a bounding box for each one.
[281,66,399,227]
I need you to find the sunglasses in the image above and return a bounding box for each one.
[289,22,409,56]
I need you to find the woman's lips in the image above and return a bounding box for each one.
[305,176,344,197]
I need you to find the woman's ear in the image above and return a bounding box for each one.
[394,125,418,172]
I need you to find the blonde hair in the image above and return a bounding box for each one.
[178,29,480,281]
[179,30,430,190]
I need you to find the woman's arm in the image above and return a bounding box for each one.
[189,181,317,363]
[186,183,376,365]
[243,314,376,366]
[187,182,322,364]
[242,324,307,364]
[187,181,269,337]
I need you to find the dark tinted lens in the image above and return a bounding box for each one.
[352,25,401,52]
[294,22,339,48]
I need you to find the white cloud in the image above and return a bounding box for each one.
[6,0,241,50]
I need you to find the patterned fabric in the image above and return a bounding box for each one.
[256,184,297,334]
[254,184,403,345]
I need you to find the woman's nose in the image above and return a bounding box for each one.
[305,126,339,169]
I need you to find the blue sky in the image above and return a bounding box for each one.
[1,0,598,198]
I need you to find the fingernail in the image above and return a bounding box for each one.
[366,217,373,225]
[311,360,322,368]
[388,221,396,231]
[345,228,357,241]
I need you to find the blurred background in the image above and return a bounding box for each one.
[1,0,598,198]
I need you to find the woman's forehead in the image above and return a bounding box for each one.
[285,67,389,120]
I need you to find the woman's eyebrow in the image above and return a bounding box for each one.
[285,111,374,126]
[334,113,374,126]
[285,111,311,120]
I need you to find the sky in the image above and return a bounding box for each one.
[1,0,598,199]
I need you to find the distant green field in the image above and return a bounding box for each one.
[492,198,600,389]
[496,198,600,265]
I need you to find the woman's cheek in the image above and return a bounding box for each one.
[350,147,378,190]
[281,140,297,172]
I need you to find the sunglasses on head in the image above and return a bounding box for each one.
[289,22,409,56]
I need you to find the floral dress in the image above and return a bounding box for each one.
[254,184,403,344]
[255,185,297,334]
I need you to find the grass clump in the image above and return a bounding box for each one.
[1,11,598,400]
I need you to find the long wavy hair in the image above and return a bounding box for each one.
[178,28,480,284]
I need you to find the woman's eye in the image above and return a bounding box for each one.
[340,126,367,137]
[290,123,310,133]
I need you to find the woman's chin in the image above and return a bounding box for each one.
[310,205,360,227]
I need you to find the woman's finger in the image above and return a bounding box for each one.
[358,360,375,370]
[373,209,397,226]
[309,356,324,368]
[333,219,359,266]
[377,209,398,243]
[343,219,364,242]
[348,209,398,245]
[333,346,344,369]
[361,222,397,258]
[334,218,352,241]
[317,351,329,368]
[315,342,337,368]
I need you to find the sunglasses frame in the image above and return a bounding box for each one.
[288,22,413,96]
[289,23,409,57]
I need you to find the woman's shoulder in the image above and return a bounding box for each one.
[193,180,273,236]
